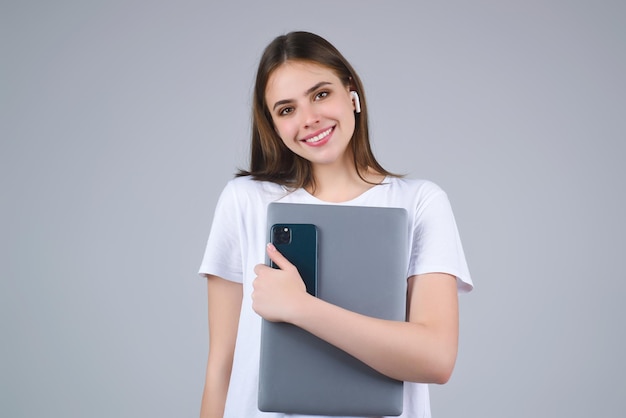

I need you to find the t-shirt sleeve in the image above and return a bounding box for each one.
[198,182,244,283]
[407,188,473,292]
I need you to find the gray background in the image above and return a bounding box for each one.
[2,0,624,417]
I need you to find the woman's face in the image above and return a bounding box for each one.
[265,61,357,170]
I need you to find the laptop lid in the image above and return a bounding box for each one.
[259,202,409,416]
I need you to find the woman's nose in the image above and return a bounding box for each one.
[301,104,320,128]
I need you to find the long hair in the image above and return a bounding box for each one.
[237,31,398,189]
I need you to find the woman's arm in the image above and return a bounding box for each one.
[252,243,459,383]
[200,275,242,418]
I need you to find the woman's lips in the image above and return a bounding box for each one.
[301,126,334,146]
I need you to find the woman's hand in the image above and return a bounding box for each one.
[252,243,310,322]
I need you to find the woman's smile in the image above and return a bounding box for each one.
[301,126,334,146]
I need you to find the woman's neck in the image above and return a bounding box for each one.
[307,163,385,203]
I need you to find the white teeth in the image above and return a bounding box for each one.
[304,128,332,143]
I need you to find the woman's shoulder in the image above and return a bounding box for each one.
[372,176,449,214]
[221,175,288,201]
[223,175,278,191]
[386,176,446,196]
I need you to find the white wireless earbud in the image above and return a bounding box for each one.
[350,91,361,114]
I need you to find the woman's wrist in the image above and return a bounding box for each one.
[287,291,318,326]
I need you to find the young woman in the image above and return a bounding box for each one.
[199,31,473,418]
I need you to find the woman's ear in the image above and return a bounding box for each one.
[350,91,361,114]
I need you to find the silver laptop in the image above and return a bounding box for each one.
[259,202,409,416]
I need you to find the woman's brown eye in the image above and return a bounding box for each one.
[316,91,329,100]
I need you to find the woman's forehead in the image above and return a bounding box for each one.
[265,61,342,99]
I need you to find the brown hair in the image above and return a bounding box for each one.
[237,31,398,189]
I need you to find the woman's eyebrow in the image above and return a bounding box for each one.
[272,81,333,111]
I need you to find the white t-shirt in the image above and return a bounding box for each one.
[199,175,473,418]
